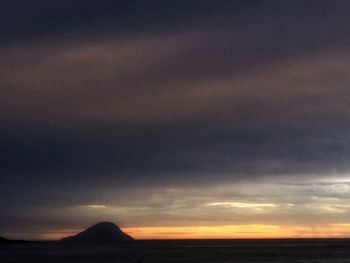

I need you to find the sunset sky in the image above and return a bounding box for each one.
[2,0,350,240]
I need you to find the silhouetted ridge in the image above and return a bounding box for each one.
[0,236,26,243]
[61,222,133,243]
[0,236,9,243]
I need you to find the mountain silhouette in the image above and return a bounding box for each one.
[61,222,133,243]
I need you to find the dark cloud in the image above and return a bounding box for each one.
[1,0,350,43]
[0,0,252,43]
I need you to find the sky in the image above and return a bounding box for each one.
[2,0,350,240]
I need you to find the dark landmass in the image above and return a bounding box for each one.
[61,222,133,243]
[0,236,31,244]
[0,236,9,243]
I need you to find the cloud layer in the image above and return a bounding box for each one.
[1,0,350,238]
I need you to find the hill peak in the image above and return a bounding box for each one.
[61,222,133,243]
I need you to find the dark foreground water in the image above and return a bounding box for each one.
[1,239,350,263]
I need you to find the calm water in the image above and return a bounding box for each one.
[1,239,350,263]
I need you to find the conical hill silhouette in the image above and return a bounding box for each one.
[61,222,133,243]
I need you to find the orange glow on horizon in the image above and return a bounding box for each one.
[124,224,350,239]
[37,224,350,240]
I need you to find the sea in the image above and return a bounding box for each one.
[1,239,350,262]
